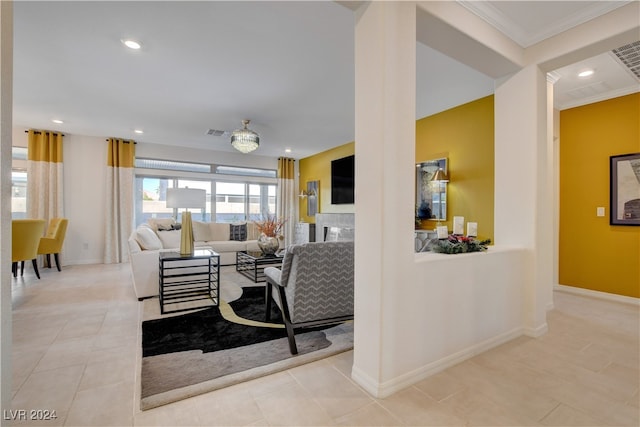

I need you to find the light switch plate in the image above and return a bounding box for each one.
[597,207,605,217]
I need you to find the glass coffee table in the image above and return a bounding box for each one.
[236,251,283,283]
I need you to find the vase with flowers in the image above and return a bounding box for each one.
[253,215,286,255]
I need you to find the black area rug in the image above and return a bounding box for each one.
[142,287,284,357]
[140,286,353,410]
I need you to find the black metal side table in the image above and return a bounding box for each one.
[236,251,283,283]
[159,248,219,314]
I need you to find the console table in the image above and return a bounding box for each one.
[159,249,219,314]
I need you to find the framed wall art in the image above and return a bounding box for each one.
[610,153,640,226]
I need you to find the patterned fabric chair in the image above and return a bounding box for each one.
[264,241,354,354]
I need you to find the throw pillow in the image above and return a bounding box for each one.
[230,222,247,241]
[147,218,175,232]
[192,221,214,242]
[135,226,163,250]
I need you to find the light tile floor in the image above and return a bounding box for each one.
[9,263,639,426]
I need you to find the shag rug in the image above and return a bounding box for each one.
[138,268,353,410]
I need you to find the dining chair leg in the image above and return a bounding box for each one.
[31,259,41,279]
[45,254,51,268]
[54,253,61,271]
[20,261,25,276]
[12,262,17,277]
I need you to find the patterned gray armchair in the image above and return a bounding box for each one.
[264,241,354,354]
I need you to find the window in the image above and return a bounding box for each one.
[12,147,28,219]
[135,161,276,226]
[214,182,275,222]
[11,170,27,219]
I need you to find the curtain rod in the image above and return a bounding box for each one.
[25,130,65,136]
[106,139,137,144]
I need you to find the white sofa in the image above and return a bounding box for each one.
[127,219,262,300]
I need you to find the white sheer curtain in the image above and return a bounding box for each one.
[104,138,135,264]
[27,129,64,220]
[277,157,296,248]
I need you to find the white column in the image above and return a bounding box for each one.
[547,72,561,312]
[0,0,13,420]
[495,65,550,336]
[351,1,417,396]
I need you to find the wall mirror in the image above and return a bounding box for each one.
[416,158,448,222]
[307,180,319,216]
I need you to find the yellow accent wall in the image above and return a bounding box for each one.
[298,142,355,223]
[416,95,495,242]
[559,93,640,298]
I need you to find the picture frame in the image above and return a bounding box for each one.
[610,153,640,226]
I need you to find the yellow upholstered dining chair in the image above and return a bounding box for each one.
[38,218,69,272]
[12,219,47,279]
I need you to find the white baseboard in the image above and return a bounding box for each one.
[65,258,104,266]
[351,326,524,398]
[523,322,548,338]
[554,284,640,306]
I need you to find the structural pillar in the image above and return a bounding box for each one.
[0,1,13,421]
[351,1,417,396]
[495,64,551,336]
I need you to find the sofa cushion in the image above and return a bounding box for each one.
[230,223,247,241]
[207,240,247,253]
[135,226,162,250]
[157,229,181,249]
[209,223,230,242]
[192,221,214,242]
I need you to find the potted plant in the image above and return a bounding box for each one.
[253,215,286,255]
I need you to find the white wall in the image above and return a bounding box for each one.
[353,248,529,397]
[63,135,108,265]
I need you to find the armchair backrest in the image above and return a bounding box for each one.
[39,218,68,253]
[12,219,46,262]
[279,241,354,324]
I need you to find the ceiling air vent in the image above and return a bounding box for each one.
[612,41,640,80]
[206,129,229,137]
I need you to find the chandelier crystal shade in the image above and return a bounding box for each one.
[230,119,259,153]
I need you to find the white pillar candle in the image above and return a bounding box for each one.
[467,222,478,237]
[453,216,464,235]
[437,225,448,239]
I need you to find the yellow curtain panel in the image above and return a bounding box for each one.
[278,157,295,180]
[26,129,65,220]
[107,138,135,167]
[277,157,296,247]
[27,129,63,163]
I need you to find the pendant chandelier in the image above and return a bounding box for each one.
[230,119,259,153]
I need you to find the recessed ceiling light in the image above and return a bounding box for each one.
[134,129,144,134]
[285,148,292,153]
[51,119,63,124]
[578,69,594,78]
[122,39,141,50]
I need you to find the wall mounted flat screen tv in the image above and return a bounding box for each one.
[331,155,355,204]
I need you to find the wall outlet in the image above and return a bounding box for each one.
[596,207,605,217]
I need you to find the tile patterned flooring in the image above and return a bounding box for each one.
[9,263,639,426]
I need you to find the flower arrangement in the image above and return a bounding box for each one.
[253,215,286,237]
[431,234,491,254]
